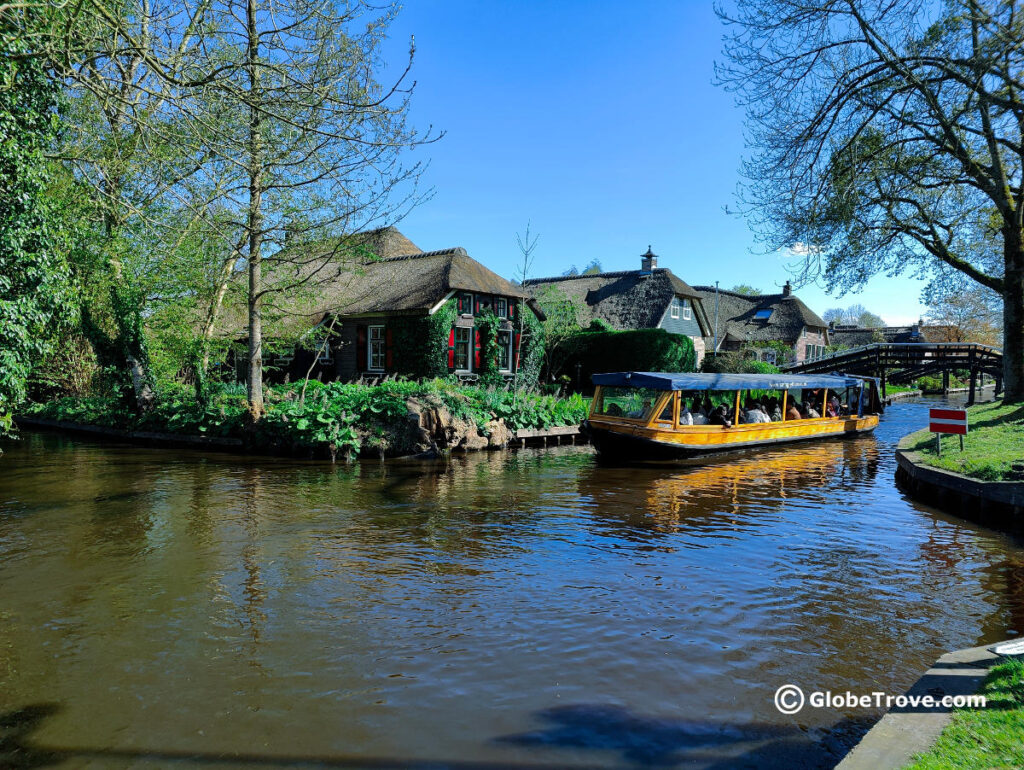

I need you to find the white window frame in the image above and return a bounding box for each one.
[498,330,513,371]
[454,326,472,372]
[496,297,508,318]
[368,325,385,371]
[682,299,692,320]
[762,349,777,365]
[670,298,680,319]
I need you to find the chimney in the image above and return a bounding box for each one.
[782,280,792,297]
[912,318,921,338]
[641,246,658,272]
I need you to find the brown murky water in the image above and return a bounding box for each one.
[2,398,1023,769]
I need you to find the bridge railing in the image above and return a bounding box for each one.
[782,342,1003,371]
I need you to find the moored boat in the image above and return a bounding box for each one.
[583,371,882,462]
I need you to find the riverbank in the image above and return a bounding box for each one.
[18,380,589,460]
[900,400,1024,481]
[837,641,1024,770]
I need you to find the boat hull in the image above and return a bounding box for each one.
[585,416,878,462]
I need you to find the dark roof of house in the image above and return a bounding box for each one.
[692,286,828,348]
[829,324,955,346]
[523,268,708,334]
[214,238,530,340]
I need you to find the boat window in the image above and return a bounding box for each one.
[594,387,663,421]
[656,396,674,422]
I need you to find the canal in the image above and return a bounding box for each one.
[1,398,1022,769]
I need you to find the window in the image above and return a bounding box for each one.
[762,349,777,365]
[454,327,472,371]
[670,298,681,319]
[457,292,474,315]
[594,387,663,421]
[368,325,385,371]
[496,298,508,318]
[754,308,773,320]
[682,299,692,320]
[274,352,293,366]
[498,330,513,371]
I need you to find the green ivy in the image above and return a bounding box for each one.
[0,28,75,435]
[474,309,503,387]
[560,328,695,386]
[389,298,457,379]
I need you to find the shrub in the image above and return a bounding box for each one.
[557,328,696,388]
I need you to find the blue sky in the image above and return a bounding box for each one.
[380,1,929,325]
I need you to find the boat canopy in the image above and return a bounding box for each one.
[591,372,870,391]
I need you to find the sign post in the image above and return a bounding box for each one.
[929,408,968,456]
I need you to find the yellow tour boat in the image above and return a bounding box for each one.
[584,372,882,462]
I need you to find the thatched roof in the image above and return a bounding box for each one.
[214,234,529,340]
[692,286,828,349]
[523,268,710,334]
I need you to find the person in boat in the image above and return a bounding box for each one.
[743,400,770,423]
[709,404,733,428]
[826,395,841,418]
[689,399,709,425]
[679,401,694,425]
[766,397,783,422]
[804,400,821,418]
[785,400,802,421]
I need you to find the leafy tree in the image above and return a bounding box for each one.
[0,17,75,434]
[926,280,1002,345]
[730,284,762,296]
[532,284,586,380]
[823,304,885,327]
[718,0,1024,400]
[180,0,432,418]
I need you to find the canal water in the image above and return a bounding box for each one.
[1,398,1022,769]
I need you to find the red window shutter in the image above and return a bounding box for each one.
[447,328,455,369]
[474,329,481,369]
[385,328,393,369]
[513,332,521,371]
[356,325,367,371]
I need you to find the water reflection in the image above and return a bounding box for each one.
[1,404,1023,769]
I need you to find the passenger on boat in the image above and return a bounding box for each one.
[689,399,709,425]
[766,397,783,422]
[743,401,770,423]
[709,405,733,428]
[785,401,802,421]
[826,395,841,418]
[678,402,694,425]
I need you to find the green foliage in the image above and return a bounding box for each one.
[390,299,458,379]
[516,308,545,386]
[474,310,503,387]
[0,29,75,434]
[730,284,762,296]
[702,352,781,374]
[24,378,589,458]
[561,328,697,385]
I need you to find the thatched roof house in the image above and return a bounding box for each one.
[523,247,713,363]
[693,282,830,364]
[217,227,542,382]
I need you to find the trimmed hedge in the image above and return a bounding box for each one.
[560,328,696,387]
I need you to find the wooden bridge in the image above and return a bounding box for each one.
[781,343,1004,404]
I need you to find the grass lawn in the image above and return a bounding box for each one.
[903,400,1024,481]
[904,658,1024,769]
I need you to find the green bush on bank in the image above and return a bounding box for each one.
[560,327,697,383]
[904,400,1024,481]
[22,379,590,459]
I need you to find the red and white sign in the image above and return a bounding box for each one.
[929,408,968,435]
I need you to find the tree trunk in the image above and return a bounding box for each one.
[1002,228,1024,403]
[245,0,264,419]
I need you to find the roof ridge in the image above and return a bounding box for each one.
[375,246,467,262]
[525,267,674,284]
[692,285,786,301]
